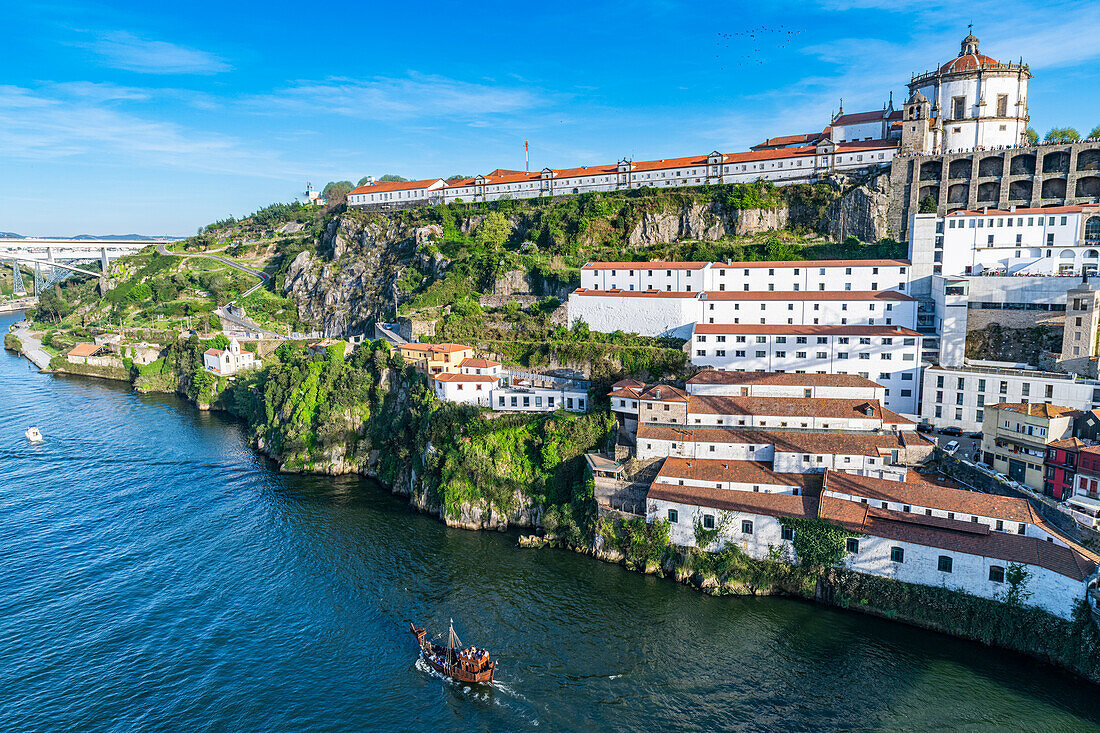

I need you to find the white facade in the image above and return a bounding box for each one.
[911,207,1100,281]
[684,372,886,402]
[567,290,699,339]
[202,339,258,377]
[689,324,922,415]
[432,373,498,407]
[921,365,1100,432]
[646,489,1092,621]
[492,386,588,413]
[579,260,910,293]
[907,34,1030,154]
[348,144,898,210]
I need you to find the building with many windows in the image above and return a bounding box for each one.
[920,364,1100,432]
[979,402,1077,490]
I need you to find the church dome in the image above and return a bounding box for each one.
[939,31,1004,73]
[939,52,1005,73]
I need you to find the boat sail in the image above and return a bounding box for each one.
[409,620,496,684]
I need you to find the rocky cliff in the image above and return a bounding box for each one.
[825,172,892,243]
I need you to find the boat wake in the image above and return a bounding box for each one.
[413,657,541,725]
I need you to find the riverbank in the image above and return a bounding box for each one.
[6,320,52,370]
[8,322,1100,687]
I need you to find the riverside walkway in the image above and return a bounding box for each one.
[9,321,52,370]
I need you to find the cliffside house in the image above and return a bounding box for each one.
[202,338,259,377]
[398,343,475,375]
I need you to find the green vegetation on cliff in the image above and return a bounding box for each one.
[222,340,616,525]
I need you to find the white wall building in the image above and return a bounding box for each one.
[492,385,588,413]
[921,364,1100,432]
[689,324,922,415]
[349,144,898,210]
[911,206,1100,284]
[684,370,886,402]
[905,33,1031,155]
[432,372,498,407]
[645,476,1096,621]
[202,338,259,377]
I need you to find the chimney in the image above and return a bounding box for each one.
[1009,205,1017,213]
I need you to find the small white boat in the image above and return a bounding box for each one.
[25,427,42,442]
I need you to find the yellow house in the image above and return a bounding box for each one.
[398,342,475,375]
[981,402,1076,491]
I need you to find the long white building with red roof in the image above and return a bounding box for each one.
[346,141,898,210]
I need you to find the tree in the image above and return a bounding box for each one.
[474,211,513,248]
[1044,127,1080,144]
[918,194,937,214]
[1025,127,1039,146]
[356,176,373,187]
[207,333,230,350]
[33,290,70,323]
[322,181,354,205]
[1090,125,1100,140]
[445,174,468,181]
[378,174,409,183]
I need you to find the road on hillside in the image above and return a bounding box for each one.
[155,243,285,339]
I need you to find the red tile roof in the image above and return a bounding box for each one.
[822,470,1039,524]
[693,323,921,337]
[581,261,709,270]
[716,259,910,269]
[701,290,913,302]
[647,483,820,519]
[570,289,700,298]
[656,457,823,490]
[433,372,498,383]
[687,370,881,389]
[988,402,1078,419]
[832,109,900,126]
[684,395,891,421]
[639,384,689,402]
[400,342,472,354]
[458,358,501,368]
[203,348,223,357]
[349,178,444,194]
[819,495,1096,581]
[939,53,1006,73]
[612,378,647,389]
[946,205,1095,217]
[68,343,105,358]
[636,425,928,456]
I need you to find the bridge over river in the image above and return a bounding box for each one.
[1,238,182,296]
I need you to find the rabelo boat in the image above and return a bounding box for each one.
[409,620,497,684]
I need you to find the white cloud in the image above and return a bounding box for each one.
[88,31,231,74]
[0,84,301,179]
[257,73,547,121]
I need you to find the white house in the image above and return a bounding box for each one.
[689,324,922,415]
[645,476,1097,620]
[685,370,886,402]
[432,372,498,407]
[202,338,259,377]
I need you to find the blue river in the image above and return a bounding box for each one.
[2,312,1099,731]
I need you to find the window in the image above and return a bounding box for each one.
[937,556,953,573]
[667,509,678,523]
[890,546,904,563]
[846,538,860,553]
[703,514,715,529]
[989,566,1005,583]
[952,96,965,119]
[742,520,753,534]
[781,526,794,541]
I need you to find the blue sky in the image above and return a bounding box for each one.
[3,0,1100,236]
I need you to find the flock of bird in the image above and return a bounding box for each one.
[715,25,803,69]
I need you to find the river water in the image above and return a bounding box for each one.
[2,313,1099,732]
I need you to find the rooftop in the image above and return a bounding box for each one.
[700,290,914,302]
[647,483,820,519]
[693,323,921,337]
[687,370,881,389]
[988,402,1078,419]
[822,470,1039,524]
[400,342,472,355]
[656,457,823,491]
[636,425,929,456]
[67,343,105,358]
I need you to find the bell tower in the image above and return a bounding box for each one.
[900,90,933,155]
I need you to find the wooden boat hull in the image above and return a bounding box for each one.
[410,623,496,685]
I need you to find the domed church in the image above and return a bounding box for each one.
[901,32,1031,155]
